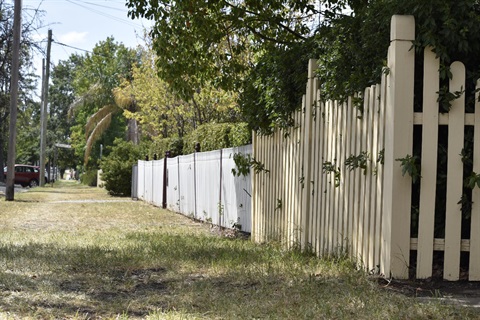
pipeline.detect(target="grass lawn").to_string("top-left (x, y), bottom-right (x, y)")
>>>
top-left (0, 180), bottom-right (476, 319)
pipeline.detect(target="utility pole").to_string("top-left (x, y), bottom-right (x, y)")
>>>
top-left (39, 29), bottom-right (52, 186)
top-left (5, 0), bottom-right (22, 201)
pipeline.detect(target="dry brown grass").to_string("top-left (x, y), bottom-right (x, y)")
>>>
top-left (0, 180), bottom-right (476, 319)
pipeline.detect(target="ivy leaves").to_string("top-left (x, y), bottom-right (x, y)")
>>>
top-left (396, 155), bottom-right (421, 184)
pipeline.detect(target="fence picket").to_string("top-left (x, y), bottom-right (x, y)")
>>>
top-left (375, 75), bottom-right (387, 267)
top-left (344, 97), bottom-right (353, 253)
top-left (444, 61), bottom-right (466, 281)
top-left (333, 101), bottom-right (340, 251)
top-left (367, 85), bottom-right (377, 270)
top-left (312, 87), bottom-right (323, 253)
top-left (340, 100), bottom-right (348, 250)
top-left (353, 94), bottom-right (363, 260)
top-left (417, 48), bottom-right (439, 279)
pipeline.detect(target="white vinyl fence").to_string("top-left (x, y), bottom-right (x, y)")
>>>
top-left (135, 145), bottom-right (252, 233)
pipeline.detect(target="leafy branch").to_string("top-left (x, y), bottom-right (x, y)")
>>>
top-left (232, 152), bottom-right (269, 177)
top-left (437, 85), bottom-right (464, 113)
top-left (345, 151), bottom-right (369, 175)
top-left (396, 155), bottom-right (421, 184)
top-left (322, 161), bottom-right (341, 187)
top-left (465, 172), bottom-right (480, 189)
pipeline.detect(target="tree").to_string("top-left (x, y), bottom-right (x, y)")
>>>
top-left (127, 0), bottom-right (480, 132)
top-left (118, 45), bottom-right (240, 148)
top-left (0, 1), bottom-right (44, 180)
top-left (126, 0), bottom-right (321, 99)
top-left (125, 1), bottom-right (360, 132)
top-left (48, 55), bottom-right (84, 173)
top-left (68, 37), bottom-right (138, 166)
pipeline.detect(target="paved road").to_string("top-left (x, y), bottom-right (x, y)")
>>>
top-left (0, 182), bottom-right (28, 195)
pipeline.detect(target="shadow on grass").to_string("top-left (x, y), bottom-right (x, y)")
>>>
top-left (0, 232), bottom-right (311, 318)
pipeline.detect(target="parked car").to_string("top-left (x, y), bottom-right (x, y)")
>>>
top-left (3, 164), bottom-right (48, 188)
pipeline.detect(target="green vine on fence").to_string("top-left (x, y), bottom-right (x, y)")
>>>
top-left (458, 194), bottom-right (473, 220)
top-left (378, 149), bottom-right (384, 165)
top-left (345, 151), bottom-right (369, 175)
top-left (322, 161), bottom-right (341, 187)
top-left (437, 85), bottom-right (465, 113)
top-left (232, 153), bottom-right (270, 177)
top-left (276, 199), bottom-right (282, 211)
top-left (352, 96), bottom-right (364, 119)
top-left (396, 154), bottom-right (421, 184)
top-left (465, 172), bottom-right (480, 189)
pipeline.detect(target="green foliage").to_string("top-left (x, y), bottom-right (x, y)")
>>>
top-left (229, 123), bottom-right (252, 147)
top-left (0, 2), bottom-right (43, 170)
top-left (322, 161), bottom-right (341, 187)
top-left (80, 170), bottom-right (97, 187)
top-left (68, 37), bottom-right (138, 166)
top-left (396, 155), bottom-right (421, 184)
top-left (458, 194), bottom-right (474, 220)
top-left (437, 86), bottom-right (465, 113)
top-left (276, 198), bottom-right (283, 210)
top-left (465, 172), bottom-right (480, 189)
top-left (100, 139), bottom-right (143, 196)
top-left (15, 101), bottom-right (41, 164)
top-left (377, 149), bottom-right (385, 165)
top-left (144, 137), bottom-right (181, 160)
top-left (126, 0), bottom-right (315, 100)
top-left (231, 152), bottom-right (271, 177)
top-left (240, 41), bottom-right (317, 133)
top-left (345, 151), bottom-right (369, 175)
top-left (183, 122), bottom-right (251, 154)
top-left (124, 0), bottom-right (480, 134)
top-left (232, 153), bottom-right (251, 177)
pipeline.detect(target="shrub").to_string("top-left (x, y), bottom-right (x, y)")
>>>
top-left (80, 170), bottom-right (97, 187)
top-left (183, 122), bottom-right (251, 154)
top-left (100, 138), bottom-right (143, 196)
top-left (146, 137), bottom-right (184, 159)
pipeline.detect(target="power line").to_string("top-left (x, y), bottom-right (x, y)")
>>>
top-left (52, 39), bottom-right (93, 54)
top-left (77, 1), bottom-right (126, 13)
top-left (64, 0), bottom-right (143, 29)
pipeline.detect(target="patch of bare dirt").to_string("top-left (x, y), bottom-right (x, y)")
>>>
top-left (376, 276), bottom-right (480, 299)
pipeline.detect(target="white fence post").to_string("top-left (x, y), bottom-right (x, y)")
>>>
top-left (381, 15), bottom-right (415, 279)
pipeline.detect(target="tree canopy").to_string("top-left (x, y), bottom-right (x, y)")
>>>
top-left (126, 0), bottom-right (325, 98)
top-left (125, 0), bottom-right (480, 132)
top-left (67, 37), bottom-right (138, 166)
top-left (0, 0), bottom-right (45, 178)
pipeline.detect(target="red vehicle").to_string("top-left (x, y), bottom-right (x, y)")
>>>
top-left (3, 164), bottom-right (48, 188)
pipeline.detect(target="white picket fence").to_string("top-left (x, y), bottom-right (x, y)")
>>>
top-left (136, 145), bottom-right (252, 233)
top-left (253, 15), bottom-right (480, 281)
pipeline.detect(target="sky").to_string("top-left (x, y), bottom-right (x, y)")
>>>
top-left (20, 0), bottom-right (153, 95)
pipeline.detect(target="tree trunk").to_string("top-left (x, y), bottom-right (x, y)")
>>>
top-left (0, 134), bottom-right (4, 183)
top-left (127, 118), bottom-right (139, 145)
